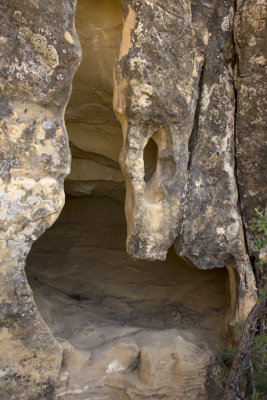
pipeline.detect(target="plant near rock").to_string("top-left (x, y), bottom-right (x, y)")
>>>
top-left (249, 204), bottom-right (267, 255)
top-left (220, 296), bottom-right (267, 400)
top-left (220, 205), bottom-right (267, 400)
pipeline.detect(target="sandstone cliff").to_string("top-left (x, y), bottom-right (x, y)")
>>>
top-left (0, 0), bottom-right (266, 399)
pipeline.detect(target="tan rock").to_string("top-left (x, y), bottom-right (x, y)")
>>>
top-left (137, 331), bottom-right (211, 399)
top-left (26, 196), bottom-right (229, 400)
top-left (0, 0), bottom-right (265, 398)
top-left (67, 158), bottom-right (123, 183)
top-left (65, 0), bottom-right (123, 164)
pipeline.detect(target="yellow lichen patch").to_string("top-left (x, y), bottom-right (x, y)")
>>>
top-left (206, 207), bottom-right (214, 217)
top-left (216, 227), bottom-right (226, 235)
top-left (248, 36), bottom-right (257, 46)
top-left (5, 122), bottom-right (27, 141)
top-left (20, 27), bottom-right (59, 69)
top-left (0, 36), bottom-right (7, 44)
top-left (250, 55), bottom-right (266, 65)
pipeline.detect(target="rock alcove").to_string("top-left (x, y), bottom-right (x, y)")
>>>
top-left (1, 0), bottom-right (263, 398)
top-left (26, 197), bottom-right (230, 399)
top-left (24, 0), bottom-right (231, 399)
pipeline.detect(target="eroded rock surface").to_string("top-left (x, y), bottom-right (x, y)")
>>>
top-left (0, 0), bottom-right (265, 399)
top-left (114, 0), bottom-right (257, 322)
top-left (0, 0), bottom-right (80, 398)
top-left (26, 196), bottom-right (229, 400)
top-left (64, 0), bottom-right (125, 200)
top-left (235, 0), bottom-right (267, 259)
top-left (174, 0), bottom-right (256, 323)
top-left (114, 0), bottom-right (198, 261)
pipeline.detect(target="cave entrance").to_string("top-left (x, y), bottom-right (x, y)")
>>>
top-left (26, 196), bottom-right (230, 398)
top-left (25, 0), bottom-right (231, 398)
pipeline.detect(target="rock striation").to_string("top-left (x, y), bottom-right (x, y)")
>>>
top-left (26, 196), bottom-right (229, 400)
top-left (0, 0), bottom-right (266, 399)
top-left (64, 0), bottom-right (125, 201)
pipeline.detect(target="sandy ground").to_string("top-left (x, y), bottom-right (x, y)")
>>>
top-left (26, 196), bottom-right (230, 399)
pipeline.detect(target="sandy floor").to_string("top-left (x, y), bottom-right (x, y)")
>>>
top-left (26, 196), bottom-right (230, 399)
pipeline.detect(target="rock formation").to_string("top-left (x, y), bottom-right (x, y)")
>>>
top-left (65, 0), bottom-right (125, 201)
top-left (0, 0), bottom-right (266, 399)
top-left (26, 196), bottom-right (230, 400)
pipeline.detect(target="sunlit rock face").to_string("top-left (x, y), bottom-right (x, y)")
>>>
top-left (0, 0), bottom-right (265, 399)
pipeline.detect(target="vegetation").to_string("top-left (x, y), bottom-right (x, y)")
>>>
top-left (220, 309), bottom-right (266, 399)
top-left (220, 205), bottom-right (267, 400)
top-left (249, 204), bottom-right (267, 255)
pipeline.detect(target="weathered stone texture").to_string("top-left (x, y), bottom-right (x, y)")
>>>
top-left (0, 0), bottom-right (266, 398)
top-left (0, 0), bottom-right (81, 398)
top-left (64, 0), bottom-right (125, 200)
top-left (114, 0), bottom-right (200, 260)
top-left (235, 0), bottom-right (267, 255)
top-left (174, 0), bottom-right (256, 321)
top-left (114, 0), bottom-right (257, 323)
top-left (26, 196), bottom-right (227, 400)
top-left (176, 0), bottom-right (237, 270)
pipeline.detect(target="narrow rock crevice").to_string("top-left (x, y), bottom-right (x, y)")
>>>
top-left (188, 60), bottom-right (206, 172)
top-left (178, 60), bottom-right (206, 239)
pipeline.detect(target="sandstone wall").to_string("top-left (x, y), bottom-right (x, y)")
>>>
top-left (0, 0), bottom-right (266, 398)
top-left (0, 0), bottom-right (81, 398)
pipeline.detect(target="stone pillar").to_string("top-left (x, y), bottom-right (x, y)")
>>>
top-left (114, 0), bottom-right (257, 323)
top-left (0, 1), bottom-right (80, 397)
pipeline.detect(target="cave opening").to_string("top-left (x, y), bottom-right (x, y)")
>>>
top-left (26, 195), bottom-right (230, 396)
top-left (25, 0), bottom-right (231, 397)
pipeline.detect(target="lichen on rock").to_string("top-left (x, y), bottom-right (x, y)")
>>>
top-left (0, 0), bottom-right (265, 398)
